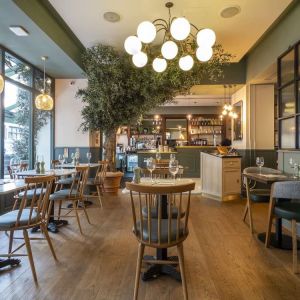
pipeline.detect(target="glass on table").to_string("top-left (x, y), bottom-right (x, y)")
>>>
top-left (156, 152), bottom-right (161, 163)
top-left (256, 157), bottom-right (264, 174)
top-left (169, 160), bottom-right (179, 184)
top-left (58, 154), bottom-right (64, 169)
top-left (86, 152), bottom-right (92, 165)
top-left (146, 157), bottom-right (156, 183)
top-left (170, 153), bottom-right (176, 161)
top-left (289, 158), bottom-right (299, 178)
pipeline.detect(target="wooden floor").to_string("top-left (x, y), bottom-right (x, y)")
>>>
top-left (0, 192), bottom-right (300, 300)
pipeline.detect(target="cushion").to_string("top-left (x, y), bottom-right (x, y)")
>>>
top-left (274, 202), bottom-right (300, 222)
top-left (50, 189), bottom-right (80, 201)
top-left (56, 177), bottom-right (73, 185)
top-left (0, 209), bottom-right (39, 230)
top-left (142, 206), bottom-right (185, 219)
top-left (86, 178), bottom-right (103, 186)
top-left (18, 188), bottom-right (43, 199)
top-left (135, 219), bottom-right (187, 244)
top-left (250, 189), bottom-right (270, 203)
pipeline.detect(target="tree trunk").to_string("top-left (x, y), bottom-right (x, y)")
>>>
top-left (103, 130), bottom-right (117, 171)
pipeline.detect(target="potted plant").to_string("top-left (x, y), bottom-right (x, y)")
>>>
top-left (77, 44), bottom-right (231, 172)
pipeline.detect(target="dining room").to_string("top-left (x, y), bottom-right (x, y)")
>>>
top-left (0, 0), bottom-right (300, 299)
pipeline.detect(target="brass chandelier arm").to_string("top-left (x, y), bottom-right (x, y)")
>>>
top-left (153, 18), bottom-right (169, 27)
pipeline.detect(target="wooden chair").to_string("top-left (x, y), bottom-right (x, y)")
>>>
top-left (7, 166), bottom-right (14, 179)
top-left (243, 167), bottom-right (282, 233)
top-left (85, 160), bottom-right (108, 207)
top-left (126, 181), bottom-right (195, 300)
top-left (51, 159), bottom-right (60, 169)
top-left (48, 166), bottom-right (90, 234)
top-left (265, 181), bottom-right (300, 273)
top-left (0, 175), bottom-right (57, 282)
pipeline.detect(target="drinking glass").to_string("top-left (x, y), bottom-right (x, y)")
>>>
top-left (169, 160), bottom-right (179, 184)
top-left (58, 154), bottom-right (64, 169)
top-left (256, 157), bottom-right (264, 174)
top-left (170, 154), bottom-right (176, 161)
top-left (146, 157), bottom-right (156, 183)
top-left (156, 152), bottom-right (161, 163)
top-left (293, 163), bottom-right (299, 178)
top-left (87, 152), bottom-right (92, 165)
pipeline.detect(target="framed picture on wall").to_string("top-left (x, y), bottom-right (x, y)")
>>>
top-left (63, 147), bottom-right (69, 158)
top-left (233, 100), bottom-right (243, 141)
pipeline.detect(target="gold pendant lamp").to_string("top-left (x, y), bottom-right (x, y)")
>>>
top-left (35, 56), bottom-right (53, 110)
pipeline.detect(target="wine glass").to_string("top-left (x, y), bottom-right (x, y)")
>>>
top-left (170, 154), bottom-right (176, 161)
top-left (169, 160), bottom-right (179, 184)
top-left (58, 154), bottom-right (64, 169)
top-left (146, 157), bottom-right (156, 183)
top-left (87, 152), bottom-right (92, 165)
top-left (290, 158), bottom-right (299, 178)
top-left (71, 153), bottom-right (75, 165)
top-left (256, 157), bottom-right (264, 174)
top-left (156, 152), bottom-right (161, 164)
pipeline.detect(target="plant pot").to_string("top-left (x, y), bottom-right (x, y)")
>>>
top-left (103, 171), bottom-right (124, 194)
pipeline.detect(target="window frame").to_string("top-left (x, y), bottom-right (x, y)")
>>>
top-left (0, 45), bottom-right (55, 178)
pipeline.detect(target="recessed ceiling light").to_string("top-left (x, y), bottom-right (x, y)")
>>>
top-left (220, 6), bottom-right (241, 18)
top-left (9, 25), bottom-right (29, 36)
top-left (103, 12), bottom-right (120, 23)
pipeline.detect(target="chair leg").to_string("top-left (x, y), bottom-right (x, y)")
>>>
top-left (82, 202), bottom-right (91, 224)
top-left (47, 200), bottom-right (53, 227)
top-left (177, 243), bottom-right (188, 300)
top-left (8, 230), bottom-right (14, 257)
top-left (242, 204), bottom-right (248, 222)
top-left (134, 243), bottom-right (145, 300)
top-left (23, 229), bottom-right (37, 282)
top-left (265, 193), bottom-right (276, 248)
top-left (40, 223), bottom-right (58, 261)
top-left (57, 200), bottom-right (62, 221)
top-left (245, 178), bottom-right (254, 233)
top-left (96, 185), bottom-right (103, 208)
top-left (74, 201), bottom-right (83, 234)
top-left (292, 219), bottom-right (298, 274)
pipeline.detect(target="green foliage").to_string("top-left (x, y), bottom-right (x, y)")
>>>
top-left (77, 44), bottom-right (232, 135)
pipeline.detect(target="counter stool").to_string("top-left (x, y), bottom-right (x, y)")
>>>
top-left (265, 181), bottom-right (300, 273)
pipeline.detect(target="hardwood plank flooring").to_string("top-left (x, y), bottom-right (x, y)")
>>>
top-left (0, 193), bottom-right (300, 300)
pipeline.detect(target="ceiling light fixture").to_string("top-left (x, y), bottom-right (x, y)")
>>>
top-left (220, 6), bottom-right (241, 18)
top-left (35, 56), bottom-right (53, 111)
top-left (124, 1), bottom-right (216, 72)
top-left (9, 25), bottom-right (29, 36)
top-left (0, 74), bottom-right (4, 94)
top-left (103, 12), bottom-right (120, 23)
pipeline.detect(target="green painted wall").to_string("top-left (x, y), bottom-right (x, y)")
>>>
top-left (246, 0), bottom-right (300, 81)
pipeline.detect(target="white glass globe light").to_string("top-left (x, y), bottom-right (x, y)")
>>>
top-left (132, 52), bottom-right (148, 67)
top-left (222, 110), bottom-right (227, 116)
top-left (196, 47), bottom-right (213, 62)
top-left (197, 28), bottom-right (216, 47)
top-left (223, 104), bottom-right (228, 110)
top-left (137, 21), bottom-right (156, 43)
top-left (179, 55), bottom-right (194, 71)
top-left (152, 58), bottom-right (167, 73)
top-left (161, 41), bottom-right (178, 60)
top-left (227, 104), bottom-right (233, 111)
top-left (124, 36), bottom-right (142, 55)
top-left (228, 111), bottom-right (233, 117)
top-left (170, 17), bottom-right (190, 41)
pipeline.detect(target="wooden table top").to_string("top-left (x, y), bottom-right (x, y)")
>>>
top-left (16, 169), bottom-right (76, 178)
top-left (0, 179), bottom-right (26, 195)
top-left (243, 171), bottom-right (297, 184)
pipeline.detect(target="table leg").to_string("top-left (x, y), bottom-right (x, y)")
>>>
top-left (245, 177), bottom-right (254, 233)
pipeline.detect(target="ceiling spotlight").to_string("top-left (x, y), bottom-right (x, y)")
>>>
top-left (103, 12), bottom-right (120, 23)
top-left (9, 26), bottom-right (29, 36)
top-left (220, 6), bottom-right (241, 18)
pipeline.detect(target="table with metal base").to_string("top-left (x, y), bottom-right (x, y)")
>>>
top-left (142, 194), bottom-right (181, 282)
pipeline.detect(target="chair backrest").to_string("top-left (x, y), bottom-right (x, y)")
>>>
top-left (271, 181), bottom-right (300, 200)
top-left (51, 159), bottom-right (60, 169)
top-left (243, 167), bottom-right (281, 175)
top-left (19, 163), bottom-right (28, 172)
top-left (7, 166), bottom-right (14, 179)
top-left (69, 166), bottom-right (89, 197)
top-left (155, 159), bottom-right (170, 167)
top-left (15, 175), bottom-right (55, 228)
top-left (126, 181), bottom-right (195, 247)
top-left (96, 160), bottom-right (108, 181)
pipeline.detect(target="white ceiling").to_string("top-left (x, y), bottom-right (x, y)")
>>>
top-left (49, 0), bottom-right (292, 61)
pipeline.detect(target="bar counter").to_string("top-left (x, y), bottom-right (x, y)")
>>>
top-left (137, 146), bottom-right (218, 177)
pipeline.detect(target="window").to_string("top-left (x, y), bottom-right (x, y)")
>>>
top-left (0, 48), bottom-right (54, 178)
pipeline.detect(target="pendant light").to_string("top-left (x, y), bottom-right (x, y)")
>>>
top-left (35, 56), bottom-right (53, 110)
top-left (0, 74), bottom-right (4, 94)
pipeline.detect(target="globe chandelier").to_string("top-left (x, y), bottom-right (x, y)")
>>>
top-left (124, 2), bottom-right (216, 72)
top-left (35, 56), bottom-right (53, 111)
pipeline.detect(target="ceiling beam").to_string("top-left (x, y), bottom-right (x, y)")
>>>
top-left (13, 0), bottom-right (85, 70)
